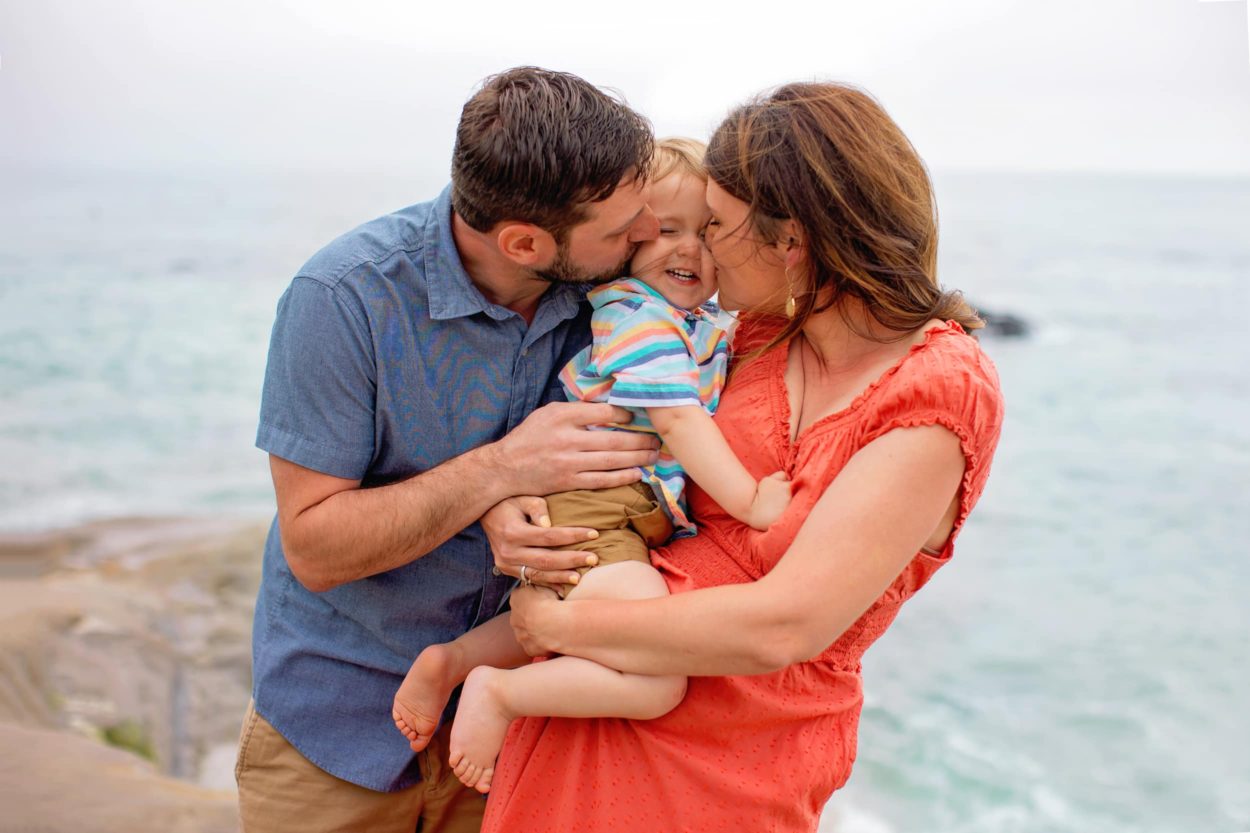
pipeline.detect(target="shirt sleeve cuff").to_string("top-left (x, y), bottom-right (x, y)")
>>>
top-left (256, 422), bottom-right (372, 481)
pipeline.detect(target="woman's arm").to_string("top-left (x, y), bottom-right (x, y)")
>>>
top-left (508, 423), bottom-right (966, 677)
top-left (647, 405), bottom-right (791, 530)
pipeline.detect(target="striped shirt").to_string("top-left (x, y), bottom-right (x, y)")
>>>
top-left (560, 278), bottom-right (730, 534)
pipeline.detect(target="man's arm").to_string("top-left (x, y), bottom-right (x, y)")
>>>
top-left (275, 401), bottom-right (658, 592)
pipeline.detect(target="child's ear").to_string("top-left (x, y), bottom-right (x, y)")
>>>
top-left (496, 222), bottom-right (558, 267)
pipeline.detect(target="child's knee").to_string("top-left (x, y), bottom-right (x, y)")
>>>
top-left (637, 675), bottom-right (687, 720)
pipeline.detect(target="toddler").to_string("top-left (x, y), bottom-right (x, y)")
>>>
top-left (392, 138), bottom-right (792, 793)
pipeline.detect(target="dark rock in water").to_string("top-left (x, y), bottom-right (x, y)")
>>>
top-left (975, 306), bottom-right (1031, 338)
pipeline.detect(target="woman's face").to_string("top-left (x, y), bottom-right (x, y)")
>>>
top-left (703, 179), bottom-right (787, 313)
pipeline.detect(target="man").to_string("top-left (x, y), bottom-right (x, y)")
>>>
top-left (235, 67), bottom-right (661, 832)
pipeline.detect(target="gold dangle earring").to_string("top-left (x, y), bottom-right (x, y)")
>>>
top-left (783, 240), bottom-right (803, 319)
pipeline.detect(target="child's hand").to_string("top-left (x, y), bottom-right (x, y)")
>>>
top-left (745, 471), bottom-right (793, 530)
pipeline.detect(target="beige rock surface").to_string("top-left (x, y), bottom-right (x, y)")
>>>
top-left (0, 722), bottom-right (238, 833)
top-left (0, 517), bottom-right (267, 833)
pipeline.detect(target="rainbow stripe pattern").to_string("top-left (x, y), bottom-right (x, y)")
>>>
top-left (560, 278), bottom-right (730, 534)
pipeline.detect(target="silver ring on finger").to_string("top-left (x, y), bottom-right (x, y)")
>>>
top-left (520, 564), bottom-right (531, 586)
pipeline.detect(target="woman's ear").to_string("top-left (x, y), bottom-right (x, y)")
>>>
top-left (496, 222), bottom-right (558, 268)
top-left (779, 219), bottom-right (807, 269)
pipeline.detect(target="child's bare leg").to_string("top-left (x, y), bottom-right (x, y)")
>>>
top-left (449, 561), bottom-right (685, 792)
top-left (392, 613), bottom-right (529, 753)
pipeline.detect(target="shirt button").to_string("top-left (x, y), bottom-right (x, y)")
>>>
top-left (521, 348), bottom-right (529, 357)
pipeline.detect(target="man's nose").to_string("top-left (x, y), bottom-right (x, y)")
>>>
top-left (628, 206), bottom-right (660, 242)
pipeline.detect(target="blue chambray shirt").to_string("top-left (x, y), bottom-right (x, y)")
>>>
top-left (252, 186), bottom-right (591, 791)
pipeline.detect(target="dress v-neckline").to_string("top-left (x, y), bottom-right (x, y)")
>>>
top-left (773, 320), bottom-right (957, 448)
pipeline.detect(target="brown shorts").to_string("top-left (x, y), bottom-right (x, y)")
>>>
top-left (235, 701), bottom-right (484, 833)
top-left (544, 481), bottom-right (674, 598)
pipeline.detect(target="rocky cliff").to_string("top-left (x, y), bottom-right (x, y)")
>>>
top-left (0, 517), bottom-right (267, 833)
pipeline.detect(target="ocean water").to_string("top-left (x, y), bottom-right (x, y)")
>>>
top-left (2, 167), bottom-right (1248, 832)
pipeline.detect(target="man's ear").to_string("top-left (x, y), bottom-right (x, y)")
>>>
top-left (495, 222), bottom-right (559, 267)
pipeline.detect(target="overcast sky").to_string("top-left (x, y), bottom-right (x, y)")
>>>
top-left (1, 0), bottom-right (1248, 176)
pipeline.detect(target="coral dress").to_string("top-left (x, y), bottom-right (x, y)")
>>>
top-left (482, 318), bottom-right (1005, 833)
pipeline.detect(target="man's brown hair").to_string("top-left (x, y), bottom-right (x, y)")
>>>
top-left (705, 82), bottom-right (981, 352)
top-left (451, 67), bottom-right (654, 242)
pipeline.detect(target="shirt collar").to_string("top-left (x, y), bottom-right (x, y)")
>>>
top-left (423, 185), bottom-right (583, 324)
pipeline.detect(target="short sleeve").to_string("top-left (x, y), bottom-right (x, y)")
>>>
top-left (256, 277), bottom-right (377, 480)
top-left (594, 302), bottom-right (703, 410)
top-left (863, 329), bottom-right (1005, 542)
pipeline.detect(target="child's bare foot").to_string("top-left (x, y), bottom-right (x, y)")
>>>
top-left (392, 643), bottom-right (463, 753)
top-left (448, 666), bottom-right (515, 794)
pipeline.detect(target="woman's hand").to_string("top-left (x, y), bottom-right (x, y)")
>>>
top-left (507, 584), bottom-right (565, 657)
top-left (482, 496), bottom-right (602, 591)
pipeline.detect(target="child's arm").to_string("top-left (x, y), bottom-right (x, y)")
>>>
top-left (648, 405), bottom-right (791, 530)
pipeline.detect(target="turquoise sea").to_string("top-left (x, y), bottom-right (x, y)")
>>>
top-left (1, 167), bottom-right (1247, 832)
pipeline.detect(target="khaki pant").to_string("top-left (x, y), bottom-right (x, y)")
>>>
top-left (235, 701), bottom-right (484, 833)
top-left (546, 481), bottom-right (674, 598)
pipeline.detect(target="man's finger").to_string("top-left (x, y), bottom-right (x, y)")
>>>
top-left (515, 495), bottom-right (551, 527)
top-left (575, 450), bottom-right (660, 473)
top-left (517, 545), bottom-right (595, 570)
top-left (573, 468), bottom-right (651, 491)
top-left (577, 430), bottom-right (660, 452)
top-left (525, 569), bottom-right (583, 591)
top-left (567, 402), bottom-right (635, 426)
top-left (495, 544), bottom-right (591, 572)
top-left (499, 521), bottom-right (599, 550)
top-left (532, 524), bottom-right (601, 547)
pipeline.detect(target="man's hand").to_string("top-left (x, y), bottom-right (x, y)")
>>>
top-left (488, 402), bottom-right (659, 497)
top-left (482, 496), bottom-right (602, 590)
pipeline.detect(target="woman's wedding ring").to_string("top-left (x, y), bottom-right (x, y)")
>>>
top-left (520, 565), bottom-right (531, 586)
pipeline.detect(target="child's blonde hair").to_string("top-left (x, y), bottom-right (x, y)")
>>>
top-left (652, 137), bottom-right (708, 183)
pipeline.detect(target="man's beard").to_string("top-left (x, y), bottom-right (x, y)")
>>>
top-left (534, 239), bottom-right (637, 286)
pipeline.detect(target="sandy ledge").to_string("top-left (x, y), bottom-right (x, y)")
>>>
top-left (0, 516), bottom-right (269, 833)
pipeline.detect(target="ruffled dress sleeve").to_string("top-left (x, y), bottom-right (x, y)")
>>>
top-left (862, 323), bottom-right (1005, 558)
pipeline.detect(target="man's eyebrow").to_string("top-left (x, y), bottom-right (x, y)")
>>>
top-left (607, 206), bottom-right (645, 236)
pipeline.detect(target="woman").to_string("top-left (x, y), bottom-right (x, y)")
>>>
top-left (479, 81), bottom-right (1005, 832)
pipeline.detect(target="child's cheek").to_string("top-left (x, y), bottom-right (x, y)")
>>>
top-left (702, 248), bottom-right (717, 289)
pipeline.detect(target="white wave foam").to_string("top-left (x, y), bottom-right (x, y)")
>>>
top-left (819, 799), bottom-right (896, 833)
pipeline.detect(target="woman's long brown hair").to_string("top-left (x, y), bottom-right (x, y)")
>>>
top-left (705, 82), bottom-right (982, 354)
